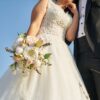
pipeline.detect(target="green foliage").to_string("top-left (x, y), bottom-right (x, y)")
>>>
top-left (44, 53), bottom-right (52, 59)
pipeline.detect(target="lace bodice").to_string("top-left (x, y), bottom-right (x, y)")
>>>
top-left (38, 0), bottom-right (72, 40)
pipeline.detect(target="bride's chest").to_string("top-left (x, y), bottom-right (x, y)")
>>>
top-left (44, 0), bottom-right (72, 28)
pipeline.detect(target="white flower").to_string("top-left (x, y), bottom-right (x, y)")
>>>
top-left (16, 46), bottom-right (24, 54)
top-left (37, 34), bottom-right (43, 39)
top-left (16, 37), bottom-right (24, 44)
top-left (23, 46), bottom-right (37, 61)
top-left (26, 36), bottom-right (38, 45)
top-left (12, 37), bottom-right (24, 49)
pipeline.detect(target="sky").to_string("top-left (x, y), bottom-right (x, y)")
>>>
top-left (0, 0), bottom-right (73, 78)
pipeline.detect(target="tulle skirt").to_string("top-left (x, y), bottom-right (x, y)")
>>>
top-left (0, 34), bottom-right (90, 100)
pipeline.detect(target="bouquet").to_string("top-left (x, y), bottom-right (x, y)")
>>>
top-left (6, 33), bottom-right (52, 76)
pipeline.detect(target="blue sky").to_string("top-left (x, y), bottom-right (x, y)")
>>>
top-left (0, 0), bottom-right (73, 78)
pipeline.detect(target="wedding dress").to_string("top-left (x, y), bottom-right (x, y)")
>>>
top-left (0, 0), bottom-right (90, 100)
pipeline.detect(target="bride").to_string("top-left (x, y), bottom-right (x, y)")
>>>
top-left (0, 0), bottom-right (90, 100)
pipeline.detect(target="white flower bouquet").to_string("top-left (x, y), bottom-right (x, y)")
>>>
top-left (6, 33), bottom-right (52, 75)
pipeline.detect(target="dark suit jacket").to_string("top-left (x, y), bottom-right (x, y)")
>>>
top-left (74, 1), bottom-right (100, 99)
top-left (74, 0), bottom-right (100, 58)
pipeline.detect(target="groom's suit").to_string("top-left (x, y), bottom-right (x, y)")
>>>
top-left (74, 0), bottom-right (100, 100)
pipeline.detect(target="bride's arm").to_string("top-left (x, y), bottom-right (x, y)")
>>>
top-left (27, 0), bottom-right (48, 36)
top-left (66, 3), bottom-right (78, 42)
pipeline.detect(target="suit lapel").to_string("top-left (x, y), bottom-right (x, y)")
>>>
top-left (85, 0), bottom-right (91, 20)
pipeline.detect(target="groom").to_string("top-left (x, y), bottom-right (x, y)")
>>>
top-left (74, 0), bottom-right (100, 100)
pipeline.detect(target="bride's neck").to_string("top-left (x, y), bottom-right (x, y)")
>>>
top-left (56, 0), bottom-right (66, 9)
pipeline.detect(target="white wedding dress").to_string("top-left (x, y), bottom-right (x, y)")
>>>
top-left (0, 0), bottom-right (90, 100)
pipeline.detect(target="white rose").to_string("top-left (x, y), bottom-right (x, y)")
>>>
top-left (26, 36), bottom-right (38, 45)
top-left (23, 46), bottom-right (35, 61)
top-left (16, 37), bottom-right (24, 44)
top-left (12, 37), bottom-right (24, 50)
top-left (16, 46), bottom-right (24, 54)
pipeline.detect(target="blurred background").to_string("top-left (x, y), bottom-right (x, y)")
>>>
top-left (0, 0), bottom-right (73, 78)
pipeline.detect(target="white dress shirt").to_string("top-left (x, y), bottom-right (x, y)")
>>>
top-left (77, 0), bottom-right (87, 38)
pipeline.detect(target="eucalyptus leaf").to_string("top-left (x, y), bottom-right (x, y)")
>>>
top-left (44, 53), bottom-right (52, 59)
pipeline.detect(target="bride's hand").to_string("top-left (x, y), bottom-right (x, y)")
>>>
top-left (66, 3), bottom-right (78, 16)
